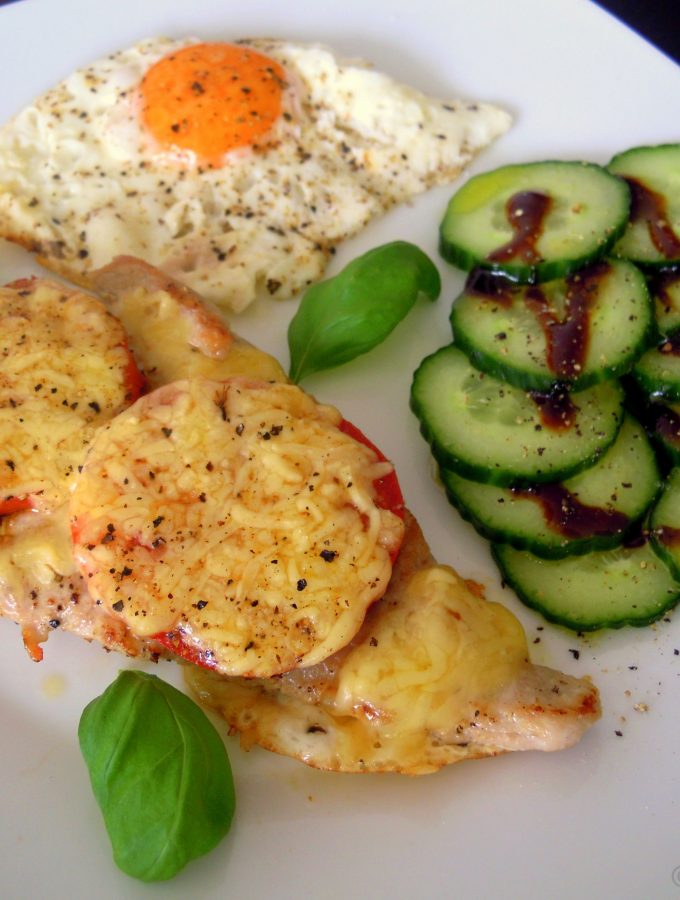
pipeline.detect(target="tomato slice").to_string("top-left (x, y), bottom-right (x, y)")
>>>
top-left (122, 343), bottom-right (146, 402)
top-left (152, 417), bottom-right (405, 670)
top-left (153, 630), bottom-right (218, 670)
top-left (0, 495), bottom-right (34, 517)
top-left (338, 419), bottom-right (405, 521)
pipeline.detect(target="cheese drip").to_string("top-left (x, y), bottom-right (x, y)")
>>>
top-left (186, 561), bottom-right (530, 774)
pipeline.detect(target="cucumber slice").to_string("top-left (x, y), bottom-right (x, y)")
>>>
top-left (410, 344), bottom-right (624, 486)
top-left (650, 402), bottom-right (680, 465)
top-left (450, 259), bottom-right (652, 391)
top-left (608, 144), bottom-right (680, 268)
top-left (440, 415), bottom-right (660, 558)
top-left (493, 540), bottom-right (680, 631)
top-left (439, 161), bottom-right (630, 283)
top-left (632, 335), bottom-right (680, 401)
top-left (650, 267), bottom-right (680, 336)
top-left (650, 467), bottom-right (680, 580)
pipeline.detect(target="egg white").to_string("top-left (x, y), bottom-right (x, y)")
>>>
top-left (0, 37), bottom-right (511, 312)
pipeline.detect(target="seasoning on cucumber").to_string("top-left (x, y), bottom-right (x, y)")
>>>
top-left (632, 333), bottom-right (680, 401)
top-left (649, 467), bottom-right (680, 582)
top-left (492, 539), bottom-right (680, 632)
top-left (650, 402), bottom-right (680, 465)
top-left (439, 160), bottom-right (630, 283)
top-left (608, 144), bottom-right (680, 268)
top-left (649, 267), bottom-right (680, 337)
top-left (450, 259), bottom-right (653, 392)
top-left (410, 344), bottom-right (624, 487)
top-left (439, 415), bottom-right (660, 559)
top-left (414, 143), bottom-right (680, 632)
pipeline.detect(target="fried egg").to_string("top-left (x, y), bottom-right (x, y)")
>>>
top-left (0, 37), bottom-right (511, 312)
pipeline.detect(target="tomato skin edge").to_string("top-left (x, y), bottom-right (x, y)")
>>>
top-left (0, 495), bottom-right (34, 517)
top-left (152, 630), bottom-right (219, 670)
top-left (122, 344), bottom-right (146, 402)
top-left (338, 418), bottom-right (405, 521)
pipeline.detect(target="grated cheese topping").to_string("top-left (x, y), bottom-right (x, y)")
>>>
top-left (0, 278), bottom-right (137, 511)
top-left (70, 376), bottom-right (404, 677)
top-left (186, 560), bottom-right (530, 774)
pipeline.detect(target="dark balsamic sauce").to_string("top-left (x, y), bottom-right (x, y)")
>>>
top-left (529, 385), bottom-right (576, 430)
top-left (649, 266), bottom-right (680, 314)
top-left (525, 261), bottom-right (609, 379)
top-left (658, 332), bottom-right (680, 358)
top-left (512, 483), bottom-right (630, 539)
top-left (655, 525), bottom-right (680, 548)
top-left (625, 176), bottom-right (680, 259)
top-left (656, 406), bottom-right (680, 447)
top-left (464, 268), bottom-right (515, 305)
top-left (487, 191), bottom-right (552, 264)
top-left (465, 261), bottom-right (610, 381)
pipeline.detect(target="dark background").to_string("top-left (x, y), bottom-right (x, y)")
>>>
top-left (0, 0), bottom-right (678, 65)
top-left (596, 0), bottom-right (679, 64)
top-left (0, 0), bottom-right (677, 64)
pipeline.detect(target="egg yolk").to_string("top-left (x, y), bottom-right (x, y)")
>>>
top-left (140, 42), bottom-right (286, 164)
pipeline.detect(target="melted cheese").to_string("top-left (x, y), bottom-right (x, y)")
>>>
top-left (0, 279), bottom-right (136, 510)
top-left (110, 284), bottom-right (286, 387)
top-left (335, 566), bottom-right (527, 731)
top-left (0, 504), bottom-right (153, 660)
top-left (186, 563), bottom-right (529, 774)
top-left (70, 377), bottom-right (403, 677)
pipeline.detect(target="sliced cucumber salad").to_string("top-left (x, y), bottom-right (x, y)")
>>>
top-left (493, 540), bottom-right (680, 631)
top-left (649, 268), bottom-right (680, 337)
top-left (413, 143), bottom-right (680, 631)
top-left (608, 144), bottom-right (680, 268)
top-left (450, 259), bottom-right (653, 391)
top-left (412, 344), bottom-right (623, 486)
top-left (439, 160), bottom-right (630, 283)
top-left (650, 466), bottom-right (680, 581)
top-left (439, 415), bottom-right (660, 559)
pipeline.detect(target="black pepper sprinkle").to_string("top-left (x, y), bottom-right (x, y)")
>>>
top-left (196, 600), bottom-right (208, 610)
top-left (112, 600), bottom-right (124, 612)
top-left (121, 566), bottom-right (133, 578)
top-left (49, 618), bottom-right (60, 629)
top-left (297, 579), bottom-right (308, 591)
top-left (569, 649), bottom-right (580, 660)
top-left (320, 549), bottom-right (337, 562)
top-left (162, 427), bottom-right (173, 437)
top-left (89, 401), bottom-right (101, 413)
top-left (5, 460), bottom-right (15, 471)
top-left (153, 515), bottom-right (164, 527)
top-left (615, 730), bottom-right (623, 737)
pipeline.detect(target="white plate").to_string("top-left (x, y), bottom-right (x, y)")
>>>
top-left (1, 1), bottom-right (679, 897)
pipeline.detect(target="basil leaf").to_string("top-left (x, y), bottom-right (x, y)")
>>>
top-left (79, 670), bottom-right (235, 882)
top-left (287, 241), bottom-right (440, 382)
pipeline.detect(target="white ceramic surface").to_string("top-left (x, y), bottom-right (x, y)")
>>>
top-left (1, 1), bottom-right (679, 898)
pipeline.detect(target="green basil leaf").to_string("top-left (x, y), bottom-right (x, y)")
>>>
top-left (79, 670), bottom-right (235, 882)
top-left (287, 241), bottom-right (440, 382)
